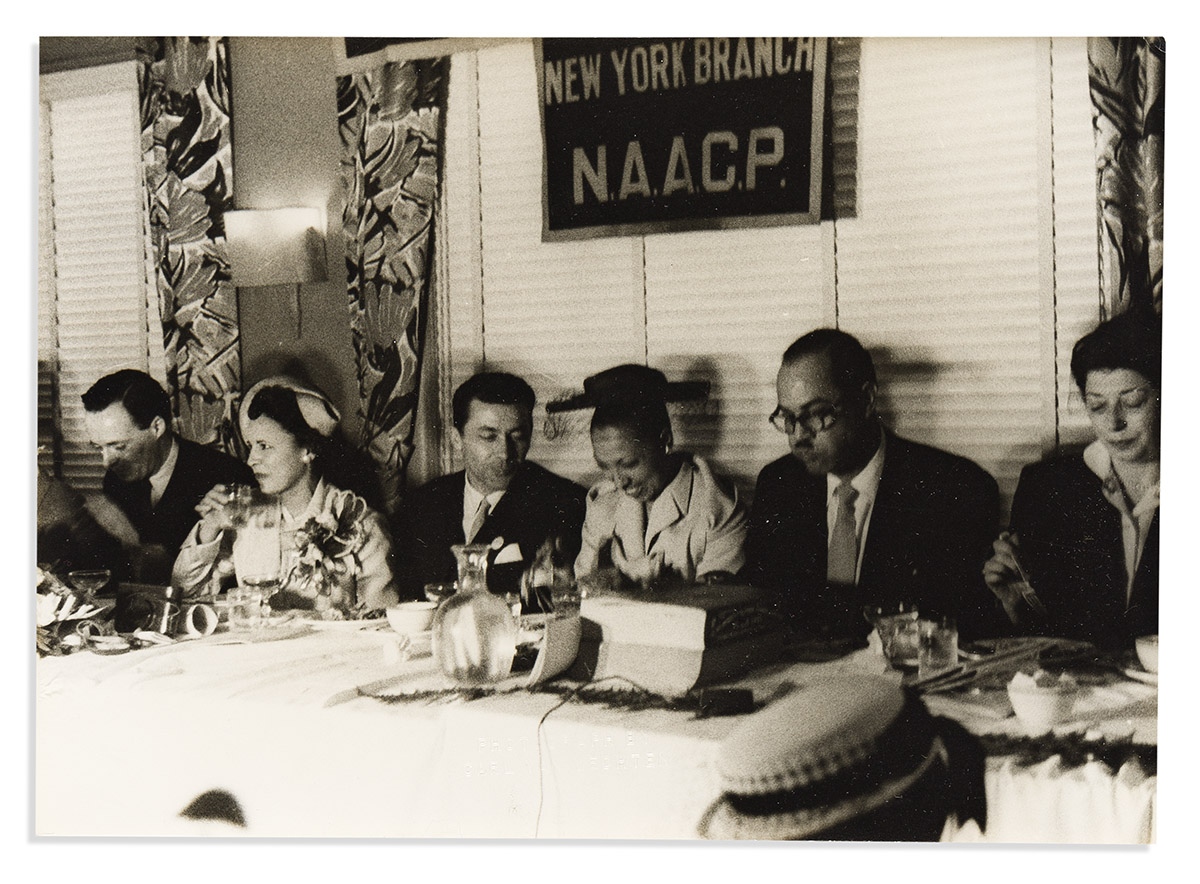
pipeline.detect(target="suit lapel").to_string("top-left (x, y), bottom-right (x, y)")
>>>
top-left (476, 465), bottom-right (529, 547)
top-left (154, 439), bottom-right (188, 514)
top-left (856, 433), bottom-right (904, 590)
top-left (791, 463), bottom-right (827, 578)
top-left (645, 463), bottom-right (690, 552)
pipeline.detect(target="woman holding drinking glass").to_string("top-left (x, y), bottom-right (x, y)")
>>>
top-left (172, 377), bottom-right (398, 617)
top-left (983, 310), bottom-right (1160, 649)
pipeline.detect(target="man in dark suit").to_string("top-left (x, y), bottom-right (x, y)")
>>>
top-left (82, 370), bottom-right (254, 582)
top-left (743, 329), bottom-right (1000, 640)
top-left (394, 372), bottom-right (587, 603)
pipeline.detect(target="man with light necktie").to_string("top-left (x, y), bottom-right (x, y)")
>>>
top-left (393, 371), bottom-right (587, 603)
top-left (743, 329), bottom-right (1001, 640)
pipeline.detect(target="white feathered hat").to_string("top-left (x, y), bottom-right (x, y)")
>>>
top-left (239, 376), bottom-right (341, 441)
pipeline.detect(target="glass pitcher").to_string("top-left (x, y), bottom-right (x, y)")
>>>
top-left (431, 543), bottom-right (517, 685)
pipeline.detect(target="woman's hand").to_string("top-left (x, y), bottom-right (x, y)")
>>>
top-left (619, 551), bottom-right (664, 591)
top-left (983, 531), bottom-right (1034, 624)
top-left (193, 484), bottom-right (239, 545)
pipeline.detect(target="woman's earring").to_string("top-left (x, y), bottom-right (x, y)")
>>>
top-left (301, 453), bottom-right (314, 464)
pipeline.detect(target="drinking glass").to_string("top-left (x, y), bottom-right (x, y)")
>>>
top-left (550, 581), bottom-right (581, 618)
top-left (887, 618), bottom-right (922, 670)
top-left (67, 569), bottom-right (112, 601)
top-left (863, 602), bottom-right (919, 666)
top-left (917, 617), bottom-right (959, 678)
top-left (231, 494), bottom-right (281, 608)
top-left (424, 582), bottom-right (457, 605)
top-left (227, 585), bottom-right (266, 630)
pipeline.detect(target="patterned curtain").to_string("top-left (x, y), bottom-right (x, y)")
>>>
top-left (1088, 37), bottom-right (1164, 316)
top-left (139, 36), bottom-right (241, 453)
top-left (337, 58), bottom-right (449, 515)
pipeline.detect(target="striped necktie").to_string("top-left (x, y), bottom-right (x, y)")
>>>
top-left (466, 496), bottom-right (491, 543)
top-left (827, 479), bottom-right (859, 586)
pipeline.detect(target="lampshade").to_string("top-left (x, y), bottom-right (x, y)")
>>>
top-left (225, 207), bottom-right (327, 286)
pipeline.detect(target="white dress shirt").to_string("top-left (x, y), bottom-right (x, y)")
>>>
top-left (148, 438), bottom-right (180, 508)
top-left (1083, 440), bottom-right (1159, 603)
top-left (825, 430), bottom-right (886, 583)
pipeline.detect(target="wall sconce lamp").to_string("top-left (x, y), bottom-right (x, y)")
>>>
top-left (225, 207), bottom-right (327, 338)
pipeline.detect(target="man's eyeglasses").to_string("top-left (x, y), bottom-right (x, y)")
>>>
top-left (769, 401), bottom-right (843, 435)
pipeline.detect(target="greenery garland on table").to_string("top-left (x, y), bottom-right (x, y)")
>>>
top-left (365, 681), bottom-right (1155, 774)
top-left (978, 731), bottom-right (1156, 777)
top-left (362, 680), bottom-right (764, 718)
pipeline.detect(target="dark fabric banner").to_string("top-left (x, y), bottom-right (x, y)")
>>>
top-left (536, 38), bottom-right (826, 241)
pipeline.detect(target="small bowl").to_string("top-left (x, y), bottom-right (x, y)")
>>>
top-left (386, 601), bottom-right (438, 636)
top-left (1006, 683), bottom-right (1079, 733)
top-left (1134, 635), bottom-right (1158, 674)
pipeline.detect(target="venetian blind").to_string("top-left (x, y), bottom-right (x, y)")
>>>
top-left (832, 37), bottom-right (1098, 516)
top-left (448, 42), bottom-right (647, 484)
top-left (1049, 37), bottom-right (1104, 451)
top-left (442, 38), bottom-right (1102, 511)
top-left (644, 225), bottom-right (827, 489)
top-left (38, 106), bottom-right (59, 477)
top-left (39, 62), bottom-right (154, 490)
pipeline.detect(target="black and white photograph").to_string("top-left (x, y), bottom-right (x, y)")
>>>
top-left (17, 13), bottom-right (1188, 876)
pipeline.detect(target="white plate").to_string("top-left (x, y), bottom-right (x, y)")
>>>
top-left (306, 617), bottom-right (389, 631)
top-left (1122, 667), bottom-right (1158, 686)
top-left (208, 624), bottom-right (314, 644)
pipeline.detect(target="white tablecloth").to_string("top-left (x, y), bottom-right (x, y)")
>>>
top-left (35, 627), bottom-right (1157, 841)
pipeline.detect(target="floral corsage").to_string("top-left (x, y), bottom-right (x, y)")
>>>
top-left (281, 489), bottom-right (369, 618)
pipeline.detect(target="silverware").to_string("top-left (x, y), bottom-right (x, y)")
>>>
top-left (1003, 532), bottom-right (1048, 616)
top-left (910, 637), bottom-right (1059, 693)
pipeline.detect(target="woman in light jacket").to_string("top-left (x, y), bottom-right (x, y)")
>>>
top-left (574, 364), bottom-right (747, 589)
top-left (172, 377), bottom-right (398, 617)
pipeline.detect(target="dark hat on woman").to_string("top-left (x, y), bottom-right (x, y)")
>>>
top-left (697, 675), bottom-right (986, 841)
top-left (546, 363), bottom-right (709, 413)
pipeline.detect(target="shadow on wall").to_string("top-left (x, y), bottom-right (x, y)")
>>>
top-left (666, 355), bottom-right (727, 465)
top-left (869, 345), bottom-right (939, 429)
top-left (245, 349), bottom-right (348, 419)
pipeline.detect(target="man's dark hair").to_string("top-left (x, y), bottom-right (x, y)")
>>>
top-left (782, 328), bottom-right (878, 401)
top-left (81, 369), bottom-right (172, 430)
top-left (452, 372), bottom-right (536, 432)
top-left (1070, 308), bottom-right (1162, 393)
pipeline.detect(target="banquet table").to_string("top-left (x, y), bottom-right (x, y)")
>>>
top-left (35, 623), bottom-right (1157, 842)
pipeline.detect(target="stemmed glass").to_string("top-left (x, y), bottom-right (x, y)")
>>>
top-left (67, 569), bottom-right (112, 602)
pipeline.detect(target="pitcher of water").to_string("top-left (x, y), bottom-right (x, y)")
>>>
top-left (431, 543), bottom-right (517, 685)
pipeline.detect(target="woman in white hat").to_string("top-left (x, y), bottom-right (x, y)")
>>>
top-left (172, 377), bottom-right (399, 616)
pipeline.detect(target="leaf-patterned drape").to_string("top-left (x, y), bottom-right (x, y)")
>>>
top-left (139, 36), bottom-right (241, 453)
top-left (1088, 37), bottom-right (1164, 316)
top-left (337, 59), bottom-right (448, 515)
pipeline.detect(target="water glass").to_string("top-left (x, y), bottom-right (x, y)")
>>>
top-left (550, 581), bottom-right (581, 618)
top-left (864, 602), bottom-right (919, 667)
top-left (228, 586), bottom-right (266, 630)
top-left (887, 618), bottom-right (922, 669)
top-left (504, 592), bottom-right (523, 624)
top-left (424, 582), bottom-right (457, 605)
top-left (917, 617), bottom-right (959, 678)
